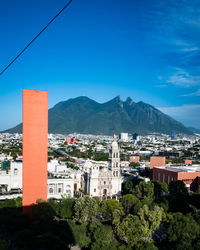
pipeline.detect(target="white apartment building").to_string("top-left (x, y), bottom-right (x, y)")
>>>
top-left (0, 160), bottom-right (81, 199)
top-left (119, 133), bottom-right (129, 142)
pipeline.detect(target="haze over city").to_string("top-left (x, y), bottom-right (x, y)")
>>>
top-left (0, 0), bottom-right (200, 130)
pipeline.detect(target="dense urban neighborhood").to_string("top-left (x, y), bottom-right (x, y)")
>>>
top-left (0, 131), bottom-right (200, 249)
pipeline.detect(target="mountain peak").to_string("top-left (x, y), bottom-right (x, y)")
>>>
top-left (125, 97), bottom-right (134, 105)
top-left (114, 95), bottom-right (121, 101)
top-left (4, 95), bottom-right (192, 135)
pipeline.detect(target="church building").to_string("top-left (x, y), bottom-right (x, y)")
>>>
top-left (85, 135), bottom-right (122, 199)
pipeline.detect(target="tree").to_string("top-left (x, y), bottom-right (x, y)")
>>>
top-left (166, 213), bottom-right (200, 249)
top-left (91, 224), bottom-right (118, 250)
top-left (68, 221), bottom-right (91, 248)
top-left (73, 196), bottom-right (99, 223)
top-left (60, 197), bottom-right (74, 218)
top-left (121, 194), bottom-right (141, 214)
top-left (133, 181), bottom-right (155, 205)
top-left (167, 194), bottom-right (191, 213)
top-left (169, 180), bottom-right (188, 195)
top-left (34, 200), bottom-right (56, 222)
top-left (101, 199), bottom-right (124, 222)
top-left (137, 204), bottom-right (163, 240)
top-left (135, 241), bottom-right (158, 250)
top-left (48, 199), bottom-right (60, 216)
top-left (129, 162), bottom-right (140, 168)
top-left (153, 181), bottom-right (168, 199)
top-left (122, 178), bottom-right (141, 195)
top-left (123, 179), bottom-right (133, 194)
top-left (114, 214), bottom-right (143, 247)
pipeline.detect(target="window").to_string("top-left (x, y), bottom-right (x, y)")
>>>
top-left (58, 184), bottom-right (63, 193)
top-left (14, 168), bottom-right (18, 175)
top-left (113, 171), bottom-right (115, 176)
top-left (116, 171), bottom-right (118, 176)
top-left (49, 188), bottom-right (53, 194)
top-left (104, 181), bottom-right (106, 185)
top-left (163, 174), bottom-right (165, 183)
top-left (158, 173), bottom-right (160, 181)
top-left (94, 188), bottom-right (96, 192)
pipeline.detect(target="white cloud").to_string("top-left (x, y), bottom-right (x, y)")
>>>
top-left (142, 0), bottom-right (200, 86)
top-left (157, 68), bottom-right (200, 88)
top-left (166, 68), bottom-right (200, 87)
top-left (158, 104), bottom-right (200, 129)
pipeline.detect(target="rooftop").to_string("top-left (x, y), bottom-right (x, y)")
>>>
top-left (155, 164), bottom-right (200, 173)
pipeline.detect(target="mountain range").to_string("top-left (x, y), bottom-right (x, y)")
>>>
top-left (4, 96), bottom-right (192, 135)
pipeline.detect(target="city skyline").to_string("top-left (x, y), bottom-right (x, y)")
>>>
top-left (0, 0), bottom-right (200, 130)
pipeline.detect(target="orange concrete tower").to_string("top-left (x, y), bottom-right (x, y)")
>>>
top-left (22, 90), bottom-right (48, 211)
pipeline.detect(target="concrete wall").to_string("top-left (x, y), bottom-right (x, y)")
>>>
top-left (23, 90), bottom-right (48, 207)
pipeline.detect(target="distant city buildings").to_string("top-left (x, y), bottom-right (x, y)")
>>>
top-left (66, 137), bottom-right (77, 144)
top-left (0, 128), bottom-right (200, 200)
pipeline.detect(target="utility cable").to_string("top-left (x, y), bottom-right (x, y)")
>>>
top-left (0, 0), bottom-right (73, 76)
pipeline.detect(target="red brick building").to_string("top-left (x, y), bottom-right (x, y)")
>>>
top-left (130, 156), bottom-right (140, 162)
top-left (66, 137), bottom-right (77, 144)
top-left (150, 156), bottom-right (166, 169)
top-left (152, 165), bottom-right (200, 187)
top-left (184, 159), bottom-right (192, 165)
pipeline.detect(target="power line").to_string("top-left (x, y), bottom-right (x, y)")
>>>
top-left (0, 0), bottom-right (73, 76)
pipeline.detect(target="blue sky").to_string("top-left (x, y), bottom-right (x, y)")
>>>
top-left (0, 0), bottom-right (199, 130)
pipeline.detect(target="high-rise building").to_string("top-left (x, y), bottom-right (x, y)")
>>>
top-left (171, 132), bottom-right (175, 139)
top-left (119, 133), bottom-right (128, 142)
top-left (132, 133), bottom-right (138, 140)
top-left (22, 90), bottom-right (48, 212)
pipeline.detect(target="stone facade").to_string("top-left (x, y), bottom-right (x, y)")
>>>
top-left (86, 135), bottom-right (122, 198)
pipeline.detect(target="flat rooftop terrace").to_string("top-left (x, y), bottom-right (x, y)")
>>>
top-left (155, 164), bottom-right (200, 173)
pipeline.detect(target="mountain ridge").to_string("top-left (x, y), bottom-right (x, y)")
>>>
top-left (2, 96), bottom-right (192, 135)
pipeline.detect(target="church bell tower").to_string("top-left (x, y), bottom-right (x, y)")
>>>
top-left (109, 135), bottom-right (120, 177)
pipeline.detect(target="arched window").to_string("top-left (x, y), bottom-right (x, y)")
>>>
top-left (14, 168), bottom-right (18, 175)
